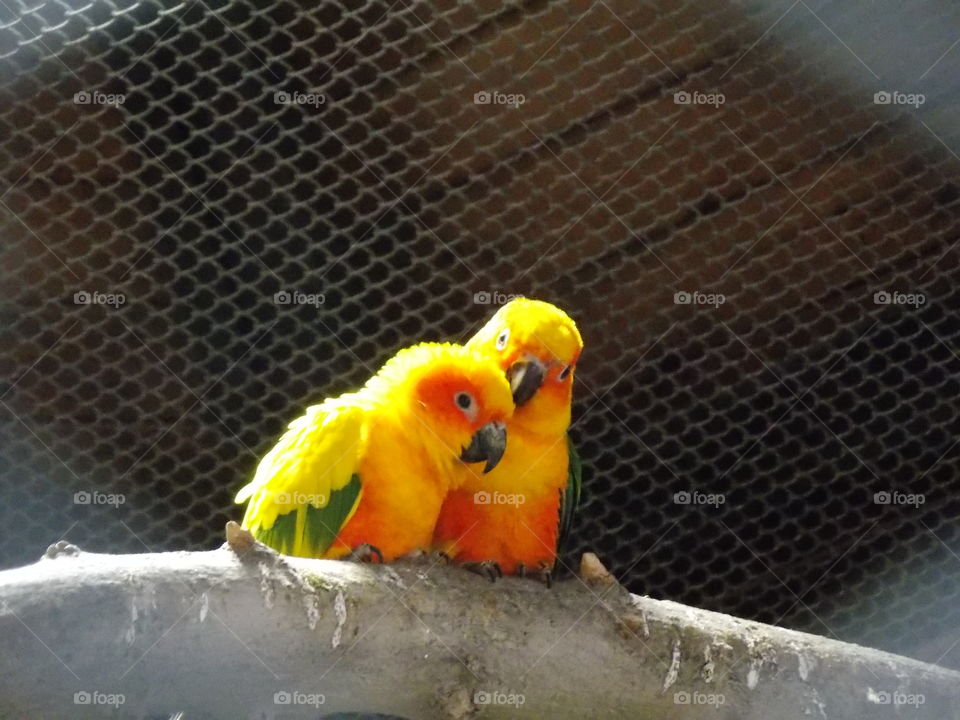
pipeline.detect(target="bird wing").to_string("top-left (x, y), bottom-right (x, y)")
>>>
top-left (235, 396), bottom-right (368, 557)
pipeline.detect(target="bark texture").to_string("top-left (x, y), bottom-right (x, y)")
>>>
top-left (0, 527), bottom-right (957, 719)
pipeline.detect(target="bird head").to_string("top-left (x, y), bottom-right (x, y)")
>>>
top-left (467, 297), bottom-right (582, 437)
top-left (379, 343), bottom-right (514, 474)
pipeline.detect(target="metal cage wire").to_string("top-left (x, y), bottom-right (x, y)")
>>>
top-left (2, 0), bottom-right (960, 669)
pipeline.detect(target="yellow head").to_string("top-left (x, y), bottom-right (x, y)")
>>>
top-left (466, 298), bottom-right (583, 437)
top-left (368, 342), bottom-right (515, 473)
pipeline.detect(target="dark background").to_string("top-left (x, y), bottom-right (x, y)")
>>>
top-left (2, 0), bottom-right (960, 670)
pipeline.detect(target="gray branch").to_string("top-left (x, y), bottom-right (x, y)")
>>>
top-left (0, 525), bottom-right (958, 719)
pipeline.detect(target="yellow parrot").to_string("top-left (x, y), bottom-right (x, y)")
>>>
top-left (235, 342), bottom-right (513, 561)
top-left (433, 298), bottom-right (583, 585)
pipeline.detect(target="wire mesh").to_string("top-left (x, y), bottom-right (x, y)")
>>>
top-left (2, 0), bottom-right (960, 669)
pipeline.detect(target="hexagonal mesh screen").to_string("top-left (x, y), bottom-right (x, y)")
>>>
top-left (2, 0), bottom-right (960, 670)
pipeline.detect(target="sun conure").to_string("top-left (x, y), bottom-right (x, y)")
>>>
top-left (432, 298), bottom-right (583, 585)
top-left (235, 342), bottom-right (513, 561)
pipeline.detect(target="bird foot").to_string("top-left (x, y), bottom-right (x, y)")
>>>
top-left (462, 560), bottom-right (502, 582)
top-left (516, 562), bottom-right (554, 588)
top-left (398, 548), bottom-right (451, 565)
top-left (345, 543), bottom-right (384, 563)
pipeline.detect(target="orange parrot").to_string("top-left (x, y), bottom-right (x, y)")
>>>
top-left (433, 298), bottom-right (583, 585)
top-left (235, 343), bottom-right (513, 562)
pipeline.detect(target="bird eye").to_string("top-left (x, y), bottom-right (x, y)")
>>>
top-left (558, 364), bottom-right (572, 381)
top-left (455, 392), bottom-right (474, 410)
top-left (496, 329), bottom-right (509, 350)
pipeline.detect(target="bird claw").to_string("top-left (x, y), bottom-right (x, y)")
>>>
top-left (516, 562), bottom-right (553, 588)
top-left (398, 548), bottom-right (451, 565)
top-left (541, 567), bottom-right (554, 589)
top-left (345, 543), bottom-right (384, 563)
top-left (462, 560), bottom-right (502, 582)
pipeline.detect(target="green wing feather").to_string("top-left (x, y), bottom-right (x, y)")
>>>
top-left (255, 474), bottom-right (362, 556)
top-left (235, 398), bottom-right (367, 557)
top-left (557, 434), bottom-right (582, 556)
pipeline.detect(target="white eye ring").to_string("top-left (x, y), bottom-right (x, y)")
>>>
top-left (496, 329), bottom-right (509, 350)
top-left (454, 391), bottom-right (477, 421)
top-left (453, 391), bottom-right (477, 416)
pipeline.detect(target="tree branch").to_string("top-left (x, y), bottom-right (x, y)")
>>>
top-left (0, 525), bottom-right (957, 719)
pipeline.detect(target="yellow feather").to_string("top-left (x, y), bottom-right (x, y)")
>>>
top-left (235, 397), bottom-right (368, 533)
top-left (234, 342), bottom-right (514, 559)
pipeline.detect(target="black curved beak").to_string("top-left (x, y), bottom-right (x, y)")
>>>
top-left (506, 359), bottom-right (546, 407)
top-left (460, 421), bottom-right (507, 473)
